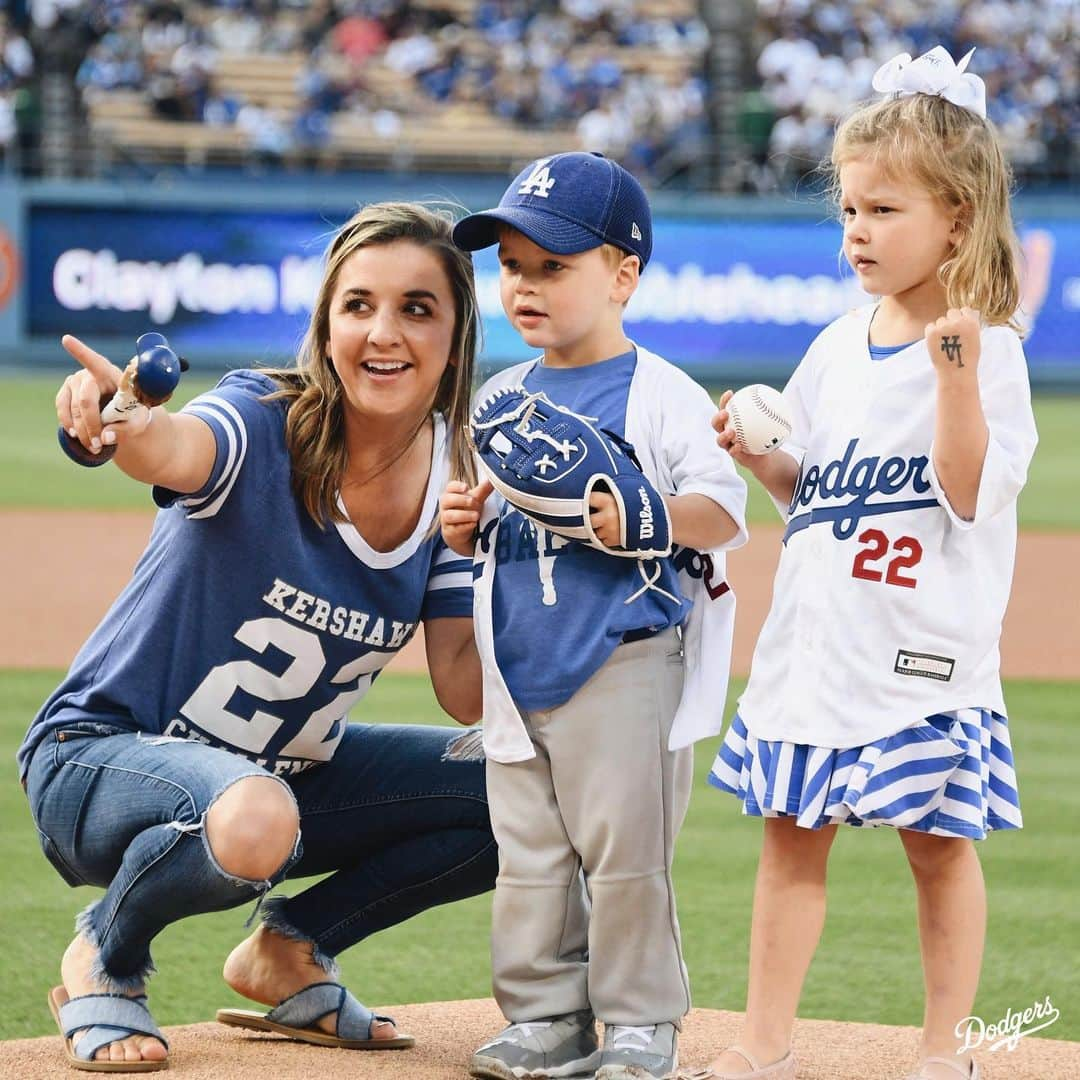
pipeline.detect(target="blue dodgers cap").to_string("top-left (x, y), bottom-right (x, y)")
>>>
top-left (453, 151), bottom-right (653, 268)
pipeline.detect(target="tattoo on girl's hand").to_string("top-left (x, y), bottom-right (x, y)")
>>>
top-left (941, 335), bottom-right (964, 367)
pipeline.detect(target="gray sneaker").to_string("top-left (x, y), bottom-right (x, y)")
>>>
top-left (469, 1010), bottom-right (602, 1079)
top-left (594, 1022), bottom-right (678, 1079)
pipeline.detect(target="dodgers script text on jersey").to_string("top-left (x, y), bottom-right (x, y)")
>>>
top-left (785, 437), bottom-right (936, 541)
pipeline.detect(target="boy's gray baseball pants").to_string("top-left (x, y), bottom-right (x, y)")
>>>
top-left (485, 628), bottom-right (694, 1026)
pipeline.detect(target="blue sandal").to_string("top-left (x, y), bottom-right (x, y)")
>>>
top-left (216, 981), bottom-right (414, 1050)
top-left (49, 986), bottom-right (168, 1072)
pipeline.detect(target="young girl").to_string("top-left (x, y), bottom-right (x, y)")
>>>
top-left (690, 47), bottom-right (1037, 1080)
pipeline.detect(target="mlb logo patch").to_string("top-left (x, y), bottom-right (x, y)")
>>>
top-left (895, 650), bottom-right (955, 681)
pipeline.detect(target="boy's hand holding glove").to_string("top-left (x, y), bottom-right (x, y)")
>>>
top-left (470, 387), bottom-right (672, 558)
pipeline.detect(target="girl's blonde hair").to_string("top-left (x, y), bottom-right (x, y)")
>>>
top-left (264, 202), bottom-right (479, 527)
top-left (828, 93), bottom-right (1022, 331)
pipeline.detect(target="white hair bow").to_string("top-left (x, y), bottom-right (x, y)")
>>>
top-left (871, 46), bottom-right (986, 119)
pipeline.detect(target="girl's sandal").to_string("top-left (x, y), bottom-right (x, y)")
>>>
top-left (679, 1045), bottom-right (797, 1079)
top-left (904, 1057), bottom-right (978, 1080)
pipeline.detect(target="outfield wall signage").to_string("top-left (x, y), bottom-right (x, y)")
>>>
top-left (25, 205), bottom-right (1079, 375)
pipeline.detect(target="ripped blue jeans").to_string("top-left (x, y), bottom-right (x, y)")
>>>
top-left (25, 721), bottom-right (495, 993)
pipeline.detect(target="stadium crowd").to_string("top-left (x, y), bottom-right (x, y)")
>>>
top-left (21, 0), bottom-right (709, 182)
top-left (746, 0), bottom-right (1077, 189)
top-left (4, 0), bottom-right (1076, 188)
top-left (0, 13), bottom-right (34, 166)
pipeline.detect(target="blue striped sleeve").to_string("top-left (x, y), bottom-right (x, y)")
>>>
top-left (421, 538), bottom-right (474, 620)
top-left (152, 370), bottom-right (276, 517)
top-left (166, 394), bottom-right (248, 518)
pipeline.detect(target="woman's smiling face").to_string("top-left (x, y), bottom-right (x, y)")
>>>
top-left (327, 239), bottom-right (457, 423)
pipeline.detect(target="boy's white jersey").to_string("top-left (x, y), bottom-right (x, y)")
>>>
top-left (739, 305), bottom-right (1037, 749)
top-left (473, 344), bottom-right (748, 763)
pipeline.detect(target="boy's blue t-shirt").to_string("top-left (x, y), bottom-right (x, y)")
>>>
top-left (489, 350), bottom-right (691, 711)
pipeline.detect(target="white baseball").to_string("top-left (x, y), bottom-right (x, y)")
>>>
top-left (726, 384), bottom-right (793, 455)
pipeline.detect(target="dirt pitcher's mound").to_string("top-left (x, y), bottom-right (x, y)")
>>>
top-left (5, 998), bottom-right (1076, 1080)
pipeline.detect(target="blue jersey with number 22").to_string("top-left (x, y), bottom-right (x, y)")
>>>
top-left (19, 371), bottom-right (471, 780)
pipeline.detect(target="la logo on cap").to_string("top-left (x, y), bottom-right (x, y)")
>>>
top-left (518, 159), bottom-right (556, 199)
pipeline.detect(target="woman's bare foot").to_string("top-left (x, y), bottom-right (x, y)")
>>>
top-left (59, 934), bottom-right (168, 1066)
top-left (222, 925), bottom-right (399, 1040)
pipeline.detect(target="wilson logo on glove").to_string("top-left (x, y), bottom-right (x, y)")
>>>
top-left (470, 387), bottom-right (672, 559)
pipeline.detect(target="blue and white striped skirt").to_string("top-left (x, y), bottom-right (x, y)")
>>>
top-left (708, 708), bottom-right (1021, 839)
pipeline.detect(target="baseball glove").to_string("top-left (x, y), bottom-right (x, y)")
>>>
top-left (470, 387), bottom-right (672, 558)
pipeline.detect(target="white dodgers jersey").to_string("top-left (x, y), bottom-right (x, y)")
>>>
top-left (738, 306), bottom-right (1037, 749)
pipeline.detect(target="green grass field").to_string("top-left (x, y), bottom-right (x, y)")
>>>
top-left (4, 673), bottom-right (1078, 1042)
top-left (3, 373), bottom-right (1078, 1045)
top-left (2, 376), bottom-right (1077, 530)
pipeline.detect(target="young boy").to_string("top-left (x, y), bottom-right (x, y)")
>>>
top-left (441, 151), bottom-right (747, 1080)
